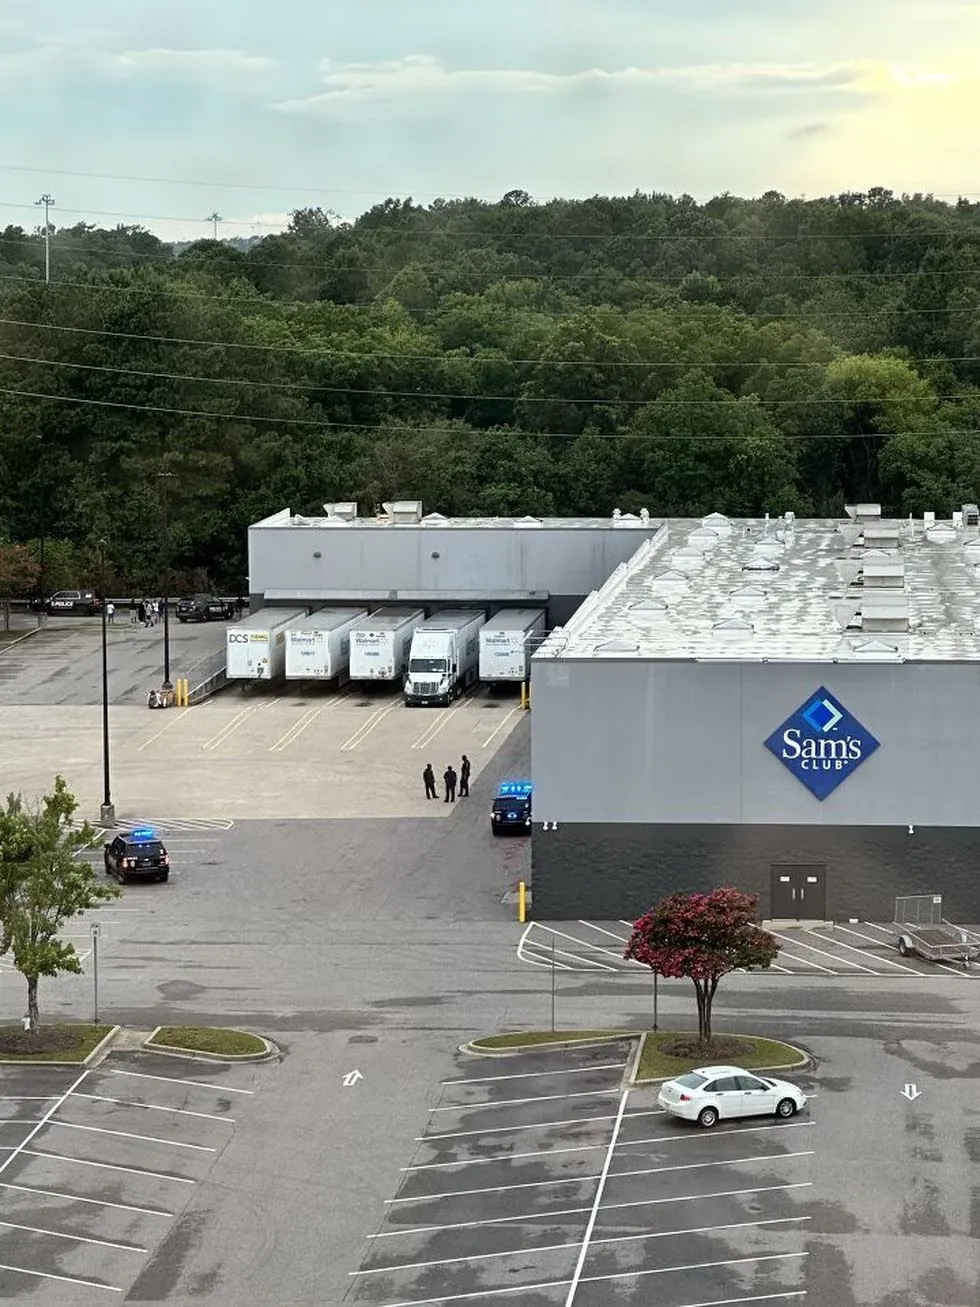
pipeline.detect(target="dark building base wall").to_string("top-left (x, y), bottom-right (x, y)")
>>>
top-left (531, 823), bottom-right (980, 922)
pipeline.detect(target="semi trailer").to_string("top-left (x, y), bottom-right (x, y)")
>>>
top-left (478, 608), bottom-right (547, 682)
top-left (348, 608), bottom-right (425, 682)
top-left (284, 608), bottom-right (367, 681)
top-left (225, 608), bottom-right (307, 681)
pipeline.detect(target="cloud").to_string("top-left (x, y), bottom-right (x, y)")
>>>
top-left (0, 41), bottom-right (277, 90)
top-left (788, 122), bottom-right (831, 139)
top-left (110, 48), bottom-right (277, 77)
top-left (272, 54), bottom-right (965, 115)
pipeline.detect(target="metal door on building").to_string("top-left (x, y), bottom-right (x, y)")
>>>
top-left (770, 865), bottom-right (827, 920)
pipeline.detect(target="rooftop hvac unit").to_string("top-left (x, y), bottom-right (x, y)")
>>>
top-left (382, 500), bottom-right (423, 524)
top-left (322, 502), bottom-right (358, 521)
top-left (845, 503), bottom-right (882, 522)
top-left (963, 503), bottom-right (979, 527)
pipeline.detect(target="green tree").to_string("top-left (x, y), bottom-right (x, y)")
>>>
top-left (0, 776), bottom-right (120, 1031)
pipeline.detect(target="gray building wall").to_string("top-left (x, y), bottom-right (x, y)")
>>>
top-left (530, 658), bottom-right (980, 920)
top-left (249, 520), bottom-right (658, 624)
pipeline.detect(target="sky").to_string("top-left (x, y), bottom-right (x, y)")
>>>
top-left (1, 0), bottom-right (978, 242)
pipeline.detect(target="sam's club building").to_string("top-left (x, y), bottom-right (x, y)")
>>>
top-left (530, 506), bottom-right (980, 922)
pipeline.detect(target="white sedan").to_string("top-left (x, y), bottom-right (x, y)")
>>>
top-left (658, 1064), bottom-right (807, 1129)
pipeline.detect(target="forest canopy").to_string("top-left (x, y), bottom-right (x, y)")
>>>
top-left (1, 186), bottom-right (979, 591)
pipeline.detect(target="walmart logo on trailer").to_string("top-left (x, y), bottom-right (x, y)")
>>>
top-left (765, 687), bottom-right (879, 800)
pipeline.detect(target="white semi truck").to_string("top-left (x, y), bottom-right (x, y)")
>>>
top-left (225, 608), bottom-right (307, 681)
top-left (348, 608), bottom-right (425, 682)
top-left (284, 608), bottom-right (367, 682)
top-left (404, 609), bottom-right (487, 706)
top-left (478, 608), bottom-right (547, 682)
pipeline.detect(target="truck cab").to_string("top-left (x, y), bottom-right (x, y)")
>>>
top-left (404, 632), bottom-right (456, 706)
top-left (491, 781), bottom-right (533, 835)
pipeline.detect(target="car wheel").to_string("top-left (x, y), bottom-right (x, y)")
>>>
top-left (104, 859), bottom-right (112, 875)
top-left (158, 873), bottom-right (169, 883)
top-left (776, 1097), bottom-right (797, 1119)
top-left (178, 617), bottom-right (187, 623)
top-left (697, 1106), bottom-right (719, 1129)
top-left (491, 828), bottom-right (501, 837)
top-left (119, 874), bottom-right (128, 886)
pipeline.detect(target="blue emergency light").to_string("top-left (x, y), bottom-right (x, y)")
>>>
top-left (130, 827), bottom-right (157, 841)
top-left (498, 781), bottom-right (533, 797)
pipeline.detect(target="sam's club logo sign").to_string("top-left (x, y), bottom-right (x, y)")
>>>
top-left (765, 687), bottom-right (879, 801)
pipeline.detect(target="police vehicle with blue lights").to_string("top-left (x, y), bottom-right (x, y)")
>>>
top-left (103, 828), bottom-right (171, 883)
top-left (491, 781), bottom-right (533, 835)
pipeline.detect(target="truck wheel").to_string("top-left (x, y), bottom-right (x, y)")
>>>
top-left (898, 938), bottom-right (910, 956)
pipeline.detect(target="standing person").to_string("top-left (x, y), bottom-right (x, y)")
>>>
top-left (153, 598), bottom-right (162, 625)
top-left (235, 594), bottom-right (244, 620)
top-left (422, 763), bottom-right (437, 800)
top-left (443, 764), bottom-right (457, 803)
top-left (129, 599), bottom-right (138, 625)
top-left (459, 754), bottom-right (471, 797)
top-left (137, 599), bottom-right (146, 626)
top-left (106, 601), bottom-right (115, 625)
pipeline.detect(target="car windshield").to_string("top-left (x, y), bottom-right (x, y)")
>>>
top-left (674, 1073), bottom-right (709, 1090)
top-left (410, 658), bottom-right (446, 673)
top-left (125, 841), bottom-right (164, 856)
top-left (494, 797), bottom-right (529, 810)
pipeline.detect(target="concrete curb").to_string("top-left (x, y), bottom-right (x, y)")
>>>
top-left (0, 626), bottom-right (42, 655)
top-left (0, 1024), bottom-right (120, 1068)
top-left (459, 1034), bottom-right (639, 1059)
top-left (630, 1033), bottom-right (813, 1085)
top-left (144, 1026), bottom-right (277, 1063)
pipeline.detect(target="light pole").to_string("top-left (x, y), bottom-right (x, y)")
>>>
top-left (99, 539), bottom-right (115, 828)
top-left (35, 194), bottom-right (55, 284)
top-left (157, 471), bottom-right (176, 689)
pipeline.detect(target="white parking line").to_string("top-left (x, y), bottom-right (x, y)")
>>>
top-left (0, 1262), bottom-right (121, 1294)
top-left (419, 1108), bottom-right (663, 1142)
top-left (412, 704), bottom-right (462, 751)
top-left (566, 1088), bottom-right (628, 1304)
top-left (805, 926), bottom-right (922, 974)
top-left (771, 930), bottom-right (879, 974)
top-left (340, 699), bottom-right (402, 750)
top-left (482, 703), bottom-right (521, 749)
top-left (0, 1216), bottom-right (146, 1252)
top-left (20, 1148), bottom-right (196, 1182)
top-left (73, 1092), bottom-right (235, 1123)
top-left (269, 705), bottom-right (325, 753)
top-left (528, 925), bottom-right (621, 970)
top-left (429, 1086), bottom-right (622, 1115)
top-left (614, 1119), bottom-right (814, 1152)
top-left (0, 1068), bottom-right (88, 1180)
top-left (47, 1120), bottom-right (217, 1151)
top-left (442, 1062), bottom-right (627, 1086)
top-left (520, 939), bottom-right (614, 973)
top-left (0, 1180), bottom-right (171, 1216)
top-left (387, 1148), bottom-right (816, 1203)
top-left (577, 921), bottom-right (631, 944)
top-left (369, 1181), bottom-right (812, 1239)
top-left (102, 1068), bottom-right (254, 1094)
top-left (137, 705), bottom-right (198, 752)
top-left (515, 937), bottom-right (576, 971)
top-left (774, 950), bottom-right (837, 974)
top-left (351, 1216), bottom-right (808, 1278)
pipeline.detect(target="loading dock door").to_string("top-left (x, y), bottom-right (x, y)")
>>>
top-left (770, 865), bottom-right (827, 920)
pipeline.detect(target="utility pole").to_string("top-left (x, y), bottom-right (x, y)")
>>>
top-left (99, 539), bottom-right (115, 828)
top-left (157, 471), bottom-right (177, 689)
top-left (207, 211), bottom-right (222, 241)
top-left (35, 194), bottom-right (55, 283)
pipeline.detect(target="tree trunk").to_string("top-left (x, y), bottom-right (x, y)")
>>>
top-left (26, 975), bottom-right (39, 1033)
top-left (694, 981), bottom-right (708, 1043)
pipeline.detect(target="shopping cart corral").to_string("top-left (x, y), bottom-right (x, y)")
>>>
top-left (893, 895), bottom-right (980, 968)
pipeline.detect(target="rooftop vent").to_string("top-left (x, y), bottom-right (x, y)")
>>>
top-left (323, 501), bottom-right (357, 521)
top-left (593, 638), bottom-right (640, 655)
top-left (613, 511), bottom-right (640, 527)
top-left (753, 538), bottom-right (785, 557)
top-left (963, 503), bottom-right (979, 527)
top-left (925, 523), bottom-right (957, 545)
top-left (628, 598), bottom-right (670, 626)
top-left (702, 512), bottom-right (733, 536)
top-left (728, 584), bottom-right (768, 610)
top-left (650, 569), bottom-right (689, 592)
top-left (849, 638), bottom-right (901, 661)
top-left (515, 515), bottom-right (542, 528)
top-left (846, 503), bottom-right (882, 522)
top-left (861, 596), bottom-right (910, 632)
top-left (687, 527), bottom-right (720, 550)
top-left (640, 508), bottom-right (651, 524)
top-left (382, 500), bottom-right (423, 524)
top-left (863, 561), bottom-right (905, 589)
top-left (420, 512), bottom-right (449, 526)
top-left (712, 615), bottom-right (755, 639)
top-left (742, 557), bottom-right (780, 573)
top-left (671, 546), bottom-right (706, 573)
top-left (862, 525), bottom-right (900, 550)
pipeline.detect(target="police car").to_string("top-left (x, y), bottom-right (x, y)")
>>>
top-left (103, 828), bottom-right (171, 883)
top-left (491, 781), bottom-right (532, 835)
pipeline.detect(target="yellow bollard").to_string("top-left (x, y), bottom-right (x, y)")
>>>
top-left (518, 880), bottom-right (526, 923)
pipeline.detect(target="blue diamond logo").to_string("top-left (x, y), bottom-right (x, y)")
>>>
top-left (765, 686), bottom-right (879, 801)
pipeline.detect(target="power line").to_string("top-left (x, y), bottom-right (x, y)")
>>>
top-left (1, 315), bottom-right (976, 371)
top-left (2, 269), bottom-right (978, 319)
top-left (0, 350), bottom-right (971, 408)
top-left (4, 229), bottom-right (980, 285)
top-left (0, 383), bottom-right (972, 441)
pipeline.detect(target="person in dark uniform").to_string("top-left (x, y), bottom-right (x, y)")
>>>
top-left (422, 763), bottom-right (437, 800)
top-left (443, 765), bottom-right (457, 803)
top-left (459, 754), bottom-right (471, 797)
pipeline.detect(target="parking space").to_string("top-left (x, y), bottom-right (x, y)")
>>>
top-left (0, 1048), bottom-right (263, 1301)
top-left (0, 689), bottom-right (526, 822)
top-left (519, 920), bottom-right (980, 980)
top-left (350, 1040), bottom-right (814, 1305)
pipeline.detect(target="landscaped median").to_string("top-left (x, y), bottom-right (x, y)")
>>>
top-left (0, 1023), bottom-right (117, 1064)
top-left (146, 1026), bottom-right (272, 1060)
top-left (466, 1029), bottom-right (809, 1082)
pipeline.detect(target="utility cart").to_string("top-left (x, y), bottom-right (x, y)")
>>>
top-left (893, 895), bottom-right (980, 969)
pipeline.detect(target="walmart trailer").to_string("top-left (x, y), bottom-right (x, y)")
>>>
top-left (479, 608), bottom-right (547, 682)
top-left (226, 608), bottom-right (306, 681)
top-left (348, 607), bottom-right (425, 682)
top-left (285, 608), bottom-right (367, 681)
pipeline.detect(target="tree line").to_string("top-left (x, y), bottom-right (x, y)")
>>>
top-left (1, 186), bottom-right (979, 592)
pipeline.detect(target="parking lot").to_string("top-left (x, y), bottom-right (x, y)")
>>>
top-left (351, 1039), bottom-right (814, 1305)
top-left (0, 686), bottom-right (526, 822)
top-left (0, 1048), bottom-right (264, 1302)
top-left (519, 920), bottom-right (980, 980)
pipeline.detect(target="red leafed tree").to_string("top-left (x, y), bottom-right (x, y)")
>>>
top-left (624, 887), bottom-right (779, 1044)
top-left (0, 543), bottom-right (40, 631)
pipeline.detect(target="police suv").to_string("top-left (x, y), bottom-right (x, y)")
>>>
top-left (491, 781), bottom-right (533, 835)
